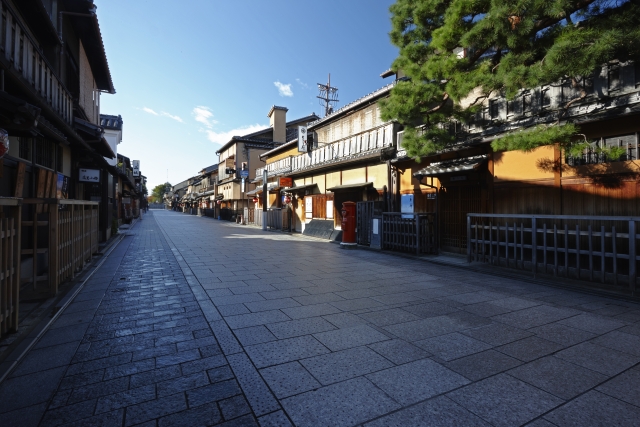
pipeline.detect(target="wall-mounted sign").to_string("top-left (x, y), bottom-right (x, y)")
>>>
top-left (225, 158), bottom-right (235, 168)
top-left (122, 197), bottom-right (131, 204)
top-left (279, 177), bottom-right (292, 188)
top-left (132, 160), bottom-right (140, 177)
top-left (297, 126), bottom-right (308, 152)
top-left (79, 168), bottom-right (100, 182)
top-left (427, 193), bottom-right (437, 199)
top-left (450, 175), bottom-right (467, 182)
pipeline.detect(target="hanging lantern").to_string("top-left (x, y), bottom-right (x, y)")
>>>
top-left (284, 195), bottom-right (292, 204)
top-left (216, 200), bottom-right (222, 205)
top-left (0, 129), bottom-right (8, 159)
top-left (252, 197), bottom-right (259, 204)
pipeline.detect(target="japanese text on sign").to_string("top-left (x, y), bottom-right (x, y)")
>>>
top-left (79, 168), bottom-right (100, 182)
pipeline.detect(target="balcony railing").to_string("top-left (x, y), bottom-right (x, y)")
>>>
top-left (0, 1), bottom-right (74, 125)
top-left (291, 123), bottom-right (394, 173)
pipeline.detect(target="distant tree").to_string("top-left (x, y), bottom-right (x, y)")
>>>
top-left (381, 0), bottom-right (640, 160)
top-left (151, 182), bottom-right (171, 203)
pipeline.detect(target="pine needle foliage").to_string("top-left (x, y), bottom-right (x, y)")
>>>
top-left (381, 0), bottom-right (640, 160)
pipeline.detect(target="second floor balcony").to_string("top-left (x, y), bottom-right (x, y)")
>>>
top-left (0, 2), bottom-right (73, 125)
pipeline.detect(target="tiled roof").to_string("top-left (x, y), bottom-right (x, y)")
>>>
top-left (100, 114), bottom-right (123, 130)
top-left (308, 82), bottom-right (396, 129)
top-left (414, 155), bottom-right (488, 177)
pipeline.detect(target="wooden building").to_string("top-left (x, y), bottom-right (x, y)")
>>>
top-left (216, 106), bottom-right (318, 221)
top-left (395, 61), bottom-right (640, 253)
top-left (259, 84), bottom-right (398, 235)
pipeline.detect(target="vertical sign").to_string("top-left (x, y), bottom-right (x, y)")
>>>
top-left (298, 126), bottom-right (308, 152)
top-left (132, 160), bottom-right (140, 177)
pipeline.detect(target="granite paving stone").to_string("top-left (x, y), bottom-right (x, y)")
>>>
top-left (544, 390), bottom-right (640, 426)
top-left (508, 356), bottom-right (608, 399)
top-left (415, 331), bottom-right (491, 362)
top-left (266, 317), bottom-right (337, 339)
top-left (300, 346), bottom-right (394, 385)
top-left (555, 341), bottom-right (640, 376)
top-left (367, 339), bottom-right (431, 364)
top-left (364, 395), bottom-right (492, 427)
top-left (260, 362), bottom-right (322, 399)
top-left (281, 377), bottom-right (400, 427)
top-left (445, 349), bottom-right (522, 381)
top-left (245, 335), bottom-right (330, 368)
top-left (595, 366), bottom-right (640, 407)
top-left (312, 324), bottom-right (390, 351)
top-left (446, 374), bottom-right (564, 427)
top-left (3, 210), bottom-right (640, 426)
top-left (366, 358), bottom-right (469, 405)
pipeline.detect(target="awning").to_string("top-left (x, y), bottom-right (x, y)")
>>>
top-left (326, 182), bottom-right (374, 192)
top-left (246, 183), bottom-right (278, 197)
top-left (281, 184), bottom-right (318, 194)
top-left (74, 118), bottom-right (116, 159)
top-left (413, 155), bottom-right (488, 179)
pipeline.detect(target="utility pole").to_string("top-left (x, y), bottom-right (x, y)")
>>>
top-left (262, 169), bottom-right (267, 231)
top-left (317, 73), bottom-right (339, 117)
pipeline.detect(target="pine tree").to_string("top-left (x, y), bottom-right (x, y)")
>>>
top-left (380, 0), bottom-right (640, 160)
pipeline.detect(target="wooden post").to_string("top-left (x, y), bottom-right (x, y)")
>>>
top-left (601, 225), bottom-right (605, 284)
top-left (629, 220), bottom-right (636, 293)
top-left (612, 226), bottom-right (618, 286)
top-left (415, 214), bottom-right (421, 255)
top-left (11, 203), bottom-right (21, 332)
top-left (466, 215), bottom-right (471, 263)
top-left (49, 201), bottom-right (59, 295)
top-left (532, 217), bottom-right (537, 278)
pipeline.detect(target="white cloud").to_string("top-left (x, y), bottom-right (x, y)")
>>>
top-left (295, 78), bottom-right (309, 89)
top-left (192, 106), bottom-right (217, 128)
top-left (161, 112), bottom-right (184, 123)
top-left (205, 124), bottom-right (266, 145)
top-left (274, 81), bottom-right (293, 97)
top-left (142, 107), bottom-right (159, 116)
top-left (142, 107), bottom-right (183, 123)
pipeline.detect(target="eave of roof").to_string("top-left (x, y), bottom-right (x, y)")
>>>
top-left (66, 2), bottom-right (115, 93)
top-left (308, 83), bottom-right (396, 130)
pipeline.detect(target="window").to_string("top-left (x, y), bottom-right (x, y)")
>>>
top-left (522, 91), bottom-right (531, 114)
top-left (18, 137), bottom-right (31, 161)
top-left (35, 137), bottom-right (54, 169)
top-left (489, 99), bottom-right (499, 119)
top-left (565, 133), bottom-right (638, 165)
top-left (541, 88), bottom-right (551, 109)
top-left (608, 66), bottom-right (620, 92)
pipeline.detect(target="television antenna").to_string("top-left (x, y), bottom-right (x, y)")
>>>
top-left (317, 73), bottom-right (339, 117)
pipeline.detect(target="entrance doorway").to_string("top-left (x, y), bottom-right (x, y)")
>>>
top-left (439, 184), bottom-right (483, 253)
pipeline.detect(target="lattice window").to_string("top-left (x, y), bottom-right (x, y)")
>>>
top-left (35, 137), bottom-right (54, 169)
top-left (18, 137), bottom-right (31, 161)
top-left (566, 133), bottom-right (638, 166)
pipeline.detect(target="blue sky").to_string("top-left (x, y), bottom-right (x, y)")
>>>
top-left (96, 0), bottom-right (398, 189)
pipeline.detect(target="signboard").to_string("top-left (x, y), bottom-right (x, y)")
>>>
top-left (122, 197), bottom-right (131, 204)
top-left (56, 173), bottom-right (69, 199)
top-left (279, 177), bottom-right (292, 188)
top-left (132, 160), bottom-right (140, 177)
top-left (297, 126), bottom-right (308, 152)
top-left (225, 158), bottom-right (235, 168)
top-left (79, 168), bottom-right (100, 183)
top-left (450, 175), bottom-right (467, 182)
top-left (240, 169), bottom-right (249, 178)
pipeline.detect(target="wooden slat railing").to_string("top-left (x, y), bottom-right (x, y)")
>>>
top-left (0, 198), bottom-right (21, 337)
top-left (467, 214), bottom-right (640, 292)
top-left (22, 199), bottom-right (99, 296)
top-left (382, 212), bottom-right (437, 255)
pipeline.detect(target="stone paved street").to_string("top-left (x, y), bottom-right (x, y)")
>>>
top-left (1, 210), bottom-right (640, 426)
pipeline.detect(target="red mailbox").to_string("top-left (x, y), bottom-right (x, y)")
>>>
top-left (341, 201), bottom-right (357, 248)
